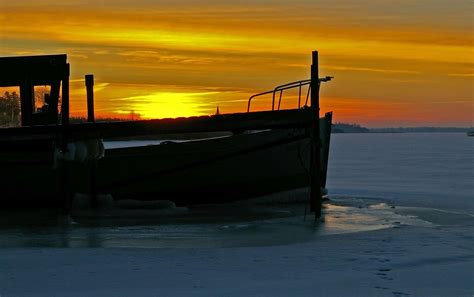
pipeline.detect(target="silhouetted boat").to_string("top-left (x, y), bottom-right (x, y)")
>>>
top-left (467, 131), bottom-right (474, 137)
top-left (0, 54), bottom-right (332, 208)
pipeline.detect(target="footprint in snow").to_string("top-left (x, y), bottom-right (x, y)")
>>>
top-left (374, 286), bottom-right (389, 290)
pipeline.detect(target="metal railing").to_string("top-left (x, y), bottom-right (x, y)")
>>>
top-left (247, 76), bottom-right (333, 112)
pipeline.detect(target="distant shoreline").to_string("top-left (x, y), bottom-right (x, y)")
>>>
top-left (332, 123), bottom-right (472, 134)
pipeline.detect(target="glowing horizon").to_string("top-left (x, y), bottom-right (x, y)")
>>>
top-left (1, 0), bottom-right (472, 127)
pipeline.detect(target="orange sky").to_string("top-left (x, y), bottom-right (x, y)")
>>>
top-left (0, 0), bottom-right (472, 127)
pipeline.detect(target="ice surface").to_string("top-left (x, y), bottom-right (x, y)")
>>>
top-left (328, 132), bottom-right (474, 212)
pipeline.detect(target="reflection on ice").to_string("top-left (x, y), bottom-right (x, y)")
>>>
top-left (0, 195), bottom-right (437, 249)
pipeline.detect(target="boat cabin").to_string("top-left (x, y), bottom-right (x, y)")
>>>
top-left (0, 54), bottom-right (70, 127)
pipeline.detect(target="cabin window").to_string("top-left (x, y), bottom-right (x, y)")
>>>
top-left (33, 85), bottom-right (51, 114)
top-left (0, 87), bottom-right (21, 128)
top-left (0, 85), bottom-right (62, 127)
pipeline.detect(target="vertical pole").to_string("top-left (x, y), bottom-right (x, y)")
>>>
top-left (310, 51), bottom-right (322, 219)
top-left (321, 112), bottom-right (333, 189)
top-left (271, 92), bottom-right (276, 111)
top-left (278, 90), bottom-right (283, 110)
top-left (85, 74), bottom-right (95, 123)
top-left (19, 81), bottom-right (34, 126)
top-left (61, 64), bottom-right (70, 127)
top-left (61, 64), bottom-right (71, 210)
top-left (298, 83), bottom-right (302, 108)
top-left (50, 81), bottom-right (60, 122)
top-left (85, 74), bottom-right (98, 208)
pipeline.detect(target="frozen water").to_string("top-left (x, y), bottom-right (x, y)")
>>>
top-left (328, 132), bottom-right (474, 212)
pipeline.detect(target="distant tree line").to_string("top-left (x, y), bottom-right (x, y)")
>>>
top-left (0, 91), bottom-right (20, 127)
top-left (332, 123), bottom-right (370, 133)
top-left (370, 127), bottom-right (470, 133)
top-left (332, 122), bottom-right (470, 133)
top-left (70, 116), bottom-right (135, 123)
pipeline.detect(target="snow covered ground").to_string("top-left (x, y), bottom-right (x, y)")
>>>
top-left (0, 206), bottom-right (472, 297)
top-left (1, 133), bottom-right (473, 296)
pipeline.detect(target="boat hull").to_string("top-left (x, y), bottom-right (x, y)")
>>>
top-left (0, 120), bottom-right (331, 208)
top-left (96, 129), bottom-right (313, 205)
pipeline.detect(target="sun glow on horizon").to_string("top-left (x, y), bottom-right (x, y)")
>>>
top-left (113, 91), bottom-right (216, 119)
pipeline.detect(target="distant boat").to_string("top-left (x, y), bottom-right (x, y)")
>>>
top-left (467, 131), bottom-right (474, 137)
top-left (0, 54), bottom-right (333, 208)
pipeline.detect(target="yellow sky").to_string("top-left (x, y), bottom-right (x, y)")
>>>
top-left (1, 0), bottom-right (472, 126)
